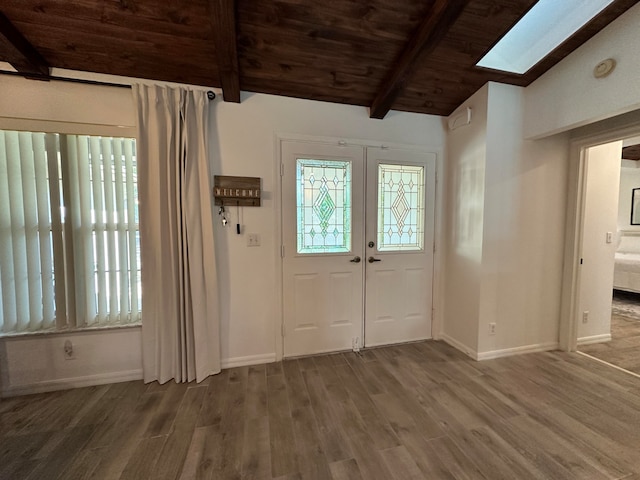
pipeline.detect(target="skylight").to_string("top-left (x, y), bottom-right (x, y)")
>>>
top-left (476, 0), bottom-right (615, 74)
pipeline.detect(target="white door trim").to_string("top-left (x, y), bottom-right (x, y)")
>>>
top-left (275, 134), bottom-right (442, 359)
top-left (559, 122), bottom-right (640, 352)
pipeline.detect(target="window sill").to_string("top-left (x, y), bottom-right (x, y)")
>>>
top-left (0, 323), bottom-right (142, 340)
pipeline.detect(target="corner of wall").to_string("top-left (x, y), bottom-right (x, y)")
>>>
top-left (441, 85), bottom-right (489, 354)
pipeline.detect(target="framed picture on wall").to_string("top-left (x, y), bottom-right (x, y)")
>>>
top-left (632, 188), bottom-right (640, 225)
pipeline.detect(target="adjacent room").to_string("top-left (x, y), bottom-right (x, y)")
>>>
top-left (1, 1), bottom-right (640, 479)
top-left (579, 139), bottom-right (640, 375)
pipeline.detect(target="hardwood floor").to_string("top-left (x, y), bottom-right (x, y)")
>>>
top-left (2, 341), bottom-right (640, 479)
top-left (580, 313), bottom-right (640, 375)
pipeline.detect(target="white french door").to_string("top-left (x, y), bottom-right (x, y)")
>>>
top-left (281, 140), bottom-right (436, 357)
top-left (364, 148), bottom-right (436, 346)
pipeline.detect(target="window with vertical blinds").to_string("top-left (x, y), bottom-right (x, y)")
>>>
top-left (0, 130), bottom-right (141, 334)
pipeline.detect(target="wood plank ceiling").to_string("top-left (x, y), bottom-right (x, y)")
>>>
top-left (0, 0), bottom-right (637, 119)
top-left (623, 145), bottom-right (640, 161)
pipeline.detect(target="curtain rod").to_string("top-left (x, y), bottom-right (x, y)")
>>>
top-left (0, 70), bottom-right (217, 99)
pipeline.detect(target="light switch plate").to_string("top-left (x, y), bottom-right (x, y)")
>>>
top-left (247, 233), bottom-right (260, 247)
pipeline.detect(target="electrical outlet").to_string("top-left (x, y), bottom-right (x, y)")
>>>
top-left (489, 323), bottom-right (496, 335)
top-left (582, 311), bottom-right (589, 324)
top-left (63, 339), bottom-right (75, 360)
top-left (247, 233), bottom-right (260, 247)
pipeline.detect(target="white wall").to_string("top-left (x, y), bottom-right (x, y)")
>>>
top-left (618, 161), bottom-right (640, 231)
top-left (0, 328), bottom-right (142, 396)
top-left (210, 93), bottom-right (445, 364)
top-left (443, 82), bottom-right (569, 359)
top-left (524, 3), bottom-right (640, 139)
top-left (578, 142), bottom-right (622, 344)
top-left (442, 85), bottom-right (488, 355)
top-left (0, 73), bottom-right (446, 395)
top-left (0, 76), bottom-right (141, 396)
top-left (478, 83), bottom-right (567, 357)
top-left (0, 74), bottom-right (135, 131)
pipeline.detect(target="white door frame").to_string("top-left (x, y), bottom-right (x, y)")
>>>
top-left (559, 119), bottom-right (640, 352)
top-left (274, 133), bottom-right (444, 361)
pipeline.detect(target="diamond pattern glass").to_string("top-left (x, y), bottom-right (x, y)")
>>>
top-left (377, 164), bottom-right (425, 251)
top-left (296, 159), bottom-right (351, 253)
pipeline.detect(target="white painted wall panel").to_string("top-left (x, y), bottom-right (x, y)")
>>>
top-left (442, 85), bottom-right (488, 354)
top-left (578, 141), bottom-right (622, 342)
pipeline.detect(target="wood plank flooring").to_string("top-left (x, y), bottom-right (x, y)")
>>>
top-left (2, 340), bottom-right (640, 479)
top-left (580, 313), bottom-right (640, 375)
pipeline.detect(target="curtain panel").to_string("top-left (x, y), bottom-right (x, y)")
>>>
top-left (133, 84), bottom-right (221, 383)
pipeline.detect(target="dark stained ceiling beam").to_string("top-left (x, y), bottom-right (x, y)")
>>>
top-left (369, 0), bottom-right (468, 119)
top-left (623, 145), bottom-right (640, 161)
top-left (209, 0), bottom-right (240, 103)
top-left (0, 11), bottom-right (49, 78)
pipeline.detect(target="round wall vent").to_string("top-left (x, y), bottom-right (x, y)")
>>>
top-left (593, 58), bottom-right (616, 78)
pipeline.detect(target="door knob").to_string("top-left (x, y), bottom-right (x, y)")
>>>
top-left (350, 256), bottom-right (361, 263)
top-left (368, 256), bottom-right (381, 263)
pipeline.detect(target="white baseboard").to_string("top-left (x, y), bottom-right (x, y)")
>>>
top-left (577, 333), bottom-right (612, 346)
top-left (2, 353), bottom-right (278, 397)
top-left (1, 351), bottom-right (278, 397)
top-left (1, 369), bottom-right (143, 398)
top-left (440, 333), bottom-right (478, 360)
top-left (221, 353), bottom-right (277, 369)
top-left (476, 341), bottom-right (559, 361)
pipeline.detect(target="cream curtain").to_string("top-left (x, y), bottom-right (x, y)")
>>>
top-left (133, 84), bottom-right (220, 383)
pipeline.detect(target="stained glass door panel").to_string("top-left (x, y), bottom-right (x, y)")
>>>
top-left (377, 164), bottom-right (425, 251)
top-left (296, 159), bottom-right (351, 254)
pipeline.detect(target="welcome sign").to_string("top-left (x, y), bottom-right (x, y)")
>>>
top-left (213, 176), bottom-right (261, 206)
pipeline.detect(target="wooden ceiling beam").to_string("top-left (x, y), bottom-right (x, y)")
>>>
top-left (623, 145), bottom-right (640, 161)
top-left (0, 11), bottom-right (49, 78)
top-left (209, 0), bottom-right (240, 103)
top-left (369, 0), bottom-right (468, 119)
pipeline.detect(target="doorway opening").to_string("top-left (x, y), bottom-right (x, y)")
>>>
top-left (577, 137), bottom-right (640, 375)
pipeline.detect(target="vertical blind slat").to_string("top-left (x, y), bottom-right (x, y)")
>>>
top-left (17, 132), bottom-right (43, 331)
top-left (89, 136), bottom-right (107, 324)
top-left (32, 133), bottom-right (55, 330)
top-left (64, 137), bottom-right (81, 328)
top-left (46, 133), bottom-right (66, 329)
top-left (113, 140), bottom-right (131, 321)
top-left (101, 138), bottom-right (119, 323)
top-left (73, 136), bottom-right (97, 326)
top-left (6, 132), bottom-right (30, 331)
top-left (0, 132), bottom-right (17, 333)
top-left (124, 139), bottom-right (139, 321)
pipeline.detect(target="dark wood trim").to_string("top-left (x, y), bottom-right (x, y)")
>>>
top-left (369, 0), bottom-right (468, 119)
top-left (0, 11), bottom-right (50, 78)
top-left (623, 145), bottom-right (640, 161)
top-left (0, 69), bottom-right (128, 88)
top-left (209, 0), bottom-right (241, 103)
